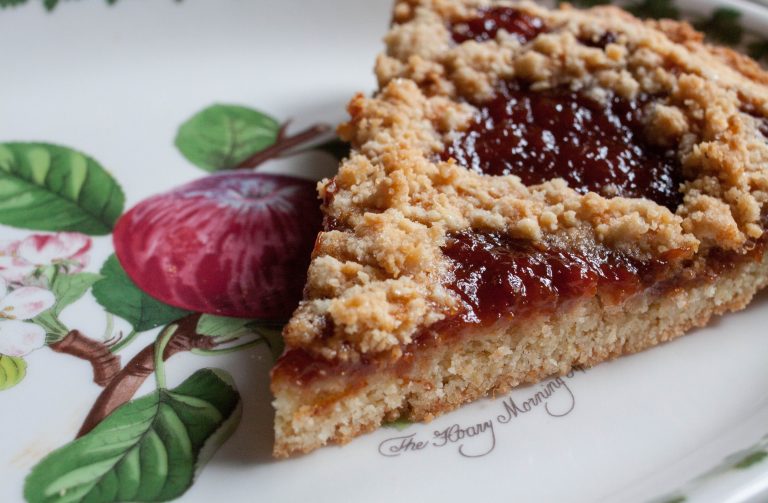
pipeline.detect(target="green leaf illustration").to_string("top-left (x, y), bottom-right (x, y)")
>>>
top-left (195, 315), bottom-right (285, 358)
top-left (24, 368), bottom-right (241, 503)
top-left (259, 325), bottom-right (285, 360)
top-left (51, 272), bottom-right (102, 316)
top-left (175, 104), bottom-right (280, 171)
top-left (33, 311), bottom-right (69, 344)
top-left (31, 272), bottom-right (103, 343)
top-left (92, 255), bottom-right (190, 332)
top-left (694, 8), bottom-right (743, 46)
top-left (734, 450), bottom-right (768, 470)
top-left (0, 143), bottom-right (125, 235)
top-left (196, 314), bottom-right (258, 342)
top-left (0, 0), bottom-right (28, 7)
top-left (382, 417), bottom-right (412, 431)
top-left (626, 0), bottom-right (680, 20)
top-left (0, 354), bottom-right (26, 391)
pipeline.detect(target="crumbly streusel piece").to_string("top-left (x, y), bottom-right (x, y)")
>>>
top-left (272, 0), bottom-right (768, 457)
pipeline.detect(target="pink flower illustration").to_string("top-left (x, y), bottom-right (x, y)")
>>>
top-left (0, 233), bottom-right (92, 285)
top-left (0, 278), bottom-right (55, 357)
top-left (0, 242), bottom-right (35, 284)
top-left (17, 232), bottom-right (91, 268)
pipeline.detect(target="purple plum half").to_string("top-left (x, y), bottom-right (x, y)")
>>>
top-left (113, 172), bottom-right (322, 319)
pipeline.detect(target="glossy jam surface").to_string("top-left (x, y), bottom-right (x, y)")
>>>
top-left (273, 231), bottom-right (679, 386)
top-left (451, 7), bottom-right (546, 44)
top-left (272, 347), bottom-right (365, 387)
top-left (273, 230), bottom-right (768, 386)
top-left (442, 231), bottom-right (670, 325)
top-left (443, 83), bottom-right (684, 210)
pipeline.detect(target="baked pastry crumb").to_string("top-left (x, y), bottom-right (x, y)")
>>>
top-left (272, 0), bottom-right (768, 457)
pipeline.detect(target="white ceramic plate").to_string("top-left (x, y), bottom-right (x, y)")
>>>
top-left (2, 1), bottom-right (768, 502)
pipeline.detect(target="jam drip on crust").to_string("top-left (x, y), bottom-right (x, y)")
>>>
top-left (442, 231), bottom-right (673, 325)
top-left (274, 232), bottom-right (683, 386)
top-left (450, 7), bottom-right (546, 44)
top-left (443, 82), bottom-right (685, 210)
top-left (274, 225), bottom-right (768, 387)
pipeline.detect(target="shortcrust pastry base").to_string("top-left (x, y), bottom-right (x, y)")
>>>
top-left (273, 252), bottom-right (768, 457)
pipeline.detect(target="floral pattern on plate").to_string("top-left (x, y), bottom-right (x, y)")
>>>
top-left (2, 0), bottom-right (768, 502)
top-left (0, 102), bottom-right (341, 502)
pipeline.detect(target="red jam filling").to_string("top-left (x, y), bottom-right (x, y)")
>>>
top-left (273, 82), bottom-right (767, 388)
top-left (273, 230), bottom-right (768, 386)
top-left (451, 7), bottom-right (546, 44)
top-left (443, 82), bottom-right (684, 210)
top-left (442, 231), bottom-right (672, 325)
top-left (272, 346), bottom-right (365, 387)
top-left (274, 232), bottom-right (682, 386)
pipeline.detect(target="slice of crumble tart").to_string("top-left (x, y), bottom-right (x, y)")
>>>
top-left (271, 0), bottom-right (768, 457)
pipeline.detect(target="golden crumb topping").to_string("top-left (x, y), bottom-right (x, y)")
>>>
top-left (282, 0), bottom-right (768, 363)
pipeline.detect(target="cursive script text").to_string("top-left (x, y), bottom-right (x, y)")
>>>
top-left (432, 420), bottom-right (495, 457)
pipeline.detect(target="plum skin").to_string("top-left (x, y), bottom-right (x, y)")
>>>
top-left (113, 172), bottom-right (322, 319)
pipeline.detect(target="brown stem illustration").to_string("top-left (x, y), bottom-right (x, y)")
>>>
top-left (49, 330), bottom-right (121, 387)
top-left (237, 122), bottom-right (332, 169)
top-left (76, 314), bottom-right (215, 437)
top-left (67, 122), bottom-right (328, 438)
